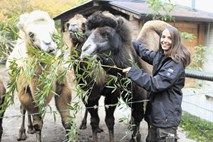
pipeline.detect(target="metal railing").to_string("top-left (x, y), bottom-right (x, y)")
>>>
top-left (185, 69), bottom-right (213, 82)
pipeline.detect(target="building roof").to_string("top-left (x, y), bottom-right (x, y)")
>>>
top-left (109, 1), bottom-right (213, 22)
top-left (53, 0), bottom-right (213, 22)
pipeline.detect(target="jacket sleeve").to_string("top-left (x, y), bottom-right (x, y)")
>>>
top-left (126, 61), bottom-right (184, 93)
top-left (132, 40), bottom-right (156, 65)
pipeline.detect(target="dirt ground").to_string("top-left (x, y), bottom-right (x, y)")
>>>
top-left (0, 65), bottom-right (196, 142)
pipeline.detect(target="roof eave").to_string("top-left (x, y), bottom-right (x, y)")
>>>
top-left (54, 0), bottom-right (213, 23)
top-left (53, 1), bottom-right (93, 20)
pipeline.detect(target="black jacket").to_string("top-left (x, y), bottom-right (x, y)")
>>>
top-left (127, 40), bottom-right (185, 128)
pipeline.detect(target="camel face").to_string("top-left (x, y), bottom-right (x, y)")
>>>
top-left (25, 22), bottom-right (57, 54)
top-left (80, 26), bottom-right (120, 59)
top-left (65, 14), bottom-right (87, 38)
top-left (80, 30), bottom-right (98, 58)
top-left (18, 10), bottom-right (57, 55)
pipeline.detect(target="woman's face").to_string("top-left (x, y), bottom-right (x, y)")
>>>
top-left (160, 29), bottom-right (172, 52)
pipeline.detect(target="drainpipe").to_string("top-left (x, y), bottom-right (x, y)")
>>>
top-left (207, 23), bottom-right (210, 43)
top-left (191, 0), bottom-right (196, 11)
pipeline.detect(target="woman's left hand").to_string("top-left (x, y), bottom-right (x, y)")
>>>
top-left (122, 67), bottom-right (131, 74)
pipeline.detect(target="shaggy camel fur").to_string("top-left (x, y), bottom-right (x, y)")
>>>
top-left (0, 78), bottom-right (6, 141)
top-left (80, 11), bottom-right (149, 142)
top-left (63, 13), bottom-right (104, 133)
top-left (6, 10), bottom-right (72, 142)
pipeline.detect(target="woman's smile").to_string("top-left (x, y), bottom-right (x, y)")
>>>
top-left (160, 29), bottom-right (172, 52)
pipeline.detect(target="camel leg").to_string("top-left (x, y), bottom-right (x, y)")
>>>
top-left (31, 114), bottom-right (42, 142)
top-left (104, 91), bottom-right (119, 142)
top-left (18, 88), bottom-right (43, 142)
top-left (85, 96), bottom-right (101, 142)
top-left (128, 114), bottom-right (134, 131)
top-left (130, 123), bottom-right (141, 142)
top-left (121, 83), bottom-right (146, 142)
top-left (0, 79), bottom-right (5, 141)
top-left (0, 105), bottom-right (5, 142)
top-left (87, 106), bottom-right (99, 142)
top-left (80, 108), bottom-right (103, 133)
top-left (27, 113), bottom-right (35, 134)
top-left (0, 110), bottom-right (5, 142)
top-left (17, 104), bottom-right (27, 141)
top-left (55, 83), bottom-right (72, 141)
top-left (129, 99), bottom-right (144, 142)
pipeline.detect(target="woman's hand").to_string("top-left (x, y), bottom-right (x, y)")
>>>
top-left (132, 40), bottom-right (142, 48)
top-left (122, 67), bottom-right (131, 74)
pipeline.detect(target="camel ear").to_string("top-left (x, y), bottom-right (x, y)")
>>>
top-left (65, 22), bottom-right (70, 31)
top-left (116, 17), bottom-right (124, 30)
top-left (117, 17), bottom-right (124, 26)
top-left (17, 13), bottom-right (30, 31)
top-left (82, 22), bottom-right (86, 33)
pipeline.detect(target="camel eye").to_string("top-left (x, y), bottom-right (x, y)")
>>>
top-left (29, 32), bottom-right (35, 40)
top-left (101, 32), bottom-right (110, 39)
top-left (66, 23), bottom-right (70, 28)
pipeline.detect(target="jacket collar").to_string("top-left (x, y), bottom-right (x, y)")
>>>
top-left (153, 51), bottom-right (171, 75)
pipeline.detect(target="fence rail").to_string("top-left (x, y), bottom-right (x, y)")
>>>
top-left (185, 69), bottom-right (213, 82)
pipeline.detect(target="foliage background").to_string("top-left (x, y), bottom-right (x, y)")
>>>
top-left (0, 0), bottom-right (89, 20)
top-left (0, 0), bottom-right (89, 62)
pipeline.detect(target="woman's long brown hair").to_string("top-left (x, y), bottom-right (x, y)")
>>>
top-left (160, 26), bottom-right (191, 67)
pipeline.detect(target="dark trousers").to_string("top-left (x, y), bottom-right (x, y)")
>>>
top-left (146, 125), bottom-right (178, 142)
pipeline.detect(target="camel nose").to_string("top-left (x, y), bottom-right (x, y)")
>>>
top-left (69, 23), bottom-right (78, 32)
top-left (49, 48), bottom-right (55, 53)
top-left (43, 41), bottom-right (51, 45)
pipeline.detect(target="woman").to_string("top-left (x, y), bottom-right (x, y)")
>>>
top-left (123, 26), bottom-right (191, 142)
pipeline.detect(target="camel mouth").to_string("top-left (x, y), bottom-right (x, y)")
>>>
top-left (69, 31), bottom-right (76, 38)
top-left (69, 31), bottom-right (84, 38)
top-left (69, 31), bottom-right (76, 35)
top-left (48, 49), bottom-right (56, 55)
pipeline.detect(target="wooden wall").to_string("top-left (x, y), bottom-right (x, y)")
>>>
top-left (170, 22), bottom-right (205, 52)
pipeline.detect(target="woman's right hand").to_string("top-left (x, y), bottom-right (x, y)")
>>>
top-left (122, 67), bottom-right (131, 74)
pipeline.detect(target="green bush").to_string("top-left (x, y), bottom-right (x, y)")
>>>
top-left (0, 0), bottom-right (90, 63)
top-left (180, 111), bottom-right (213, 142)
top-left (0, 17), bottom-right (19, 63)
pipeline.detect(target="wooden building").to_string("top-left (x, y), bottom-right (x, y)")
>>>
top-left (53, 0), bottom-right (213, 86)
top-left (54, 0), bottom-right (213, 50)
top-left (53, 0), bottom-right (213, 121)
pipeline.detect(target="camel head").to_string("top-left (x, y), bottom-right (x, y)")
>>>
top-left (80, 11), bottom-right (132, 60)
top-left (17, 10), bottom-right (58, 55)
top-left (65, 14), bottom-right (87, 44)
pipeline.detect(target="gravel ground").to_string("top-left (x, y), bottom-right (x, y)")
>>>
top-left (0, 65), bottom-right (196, 142)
